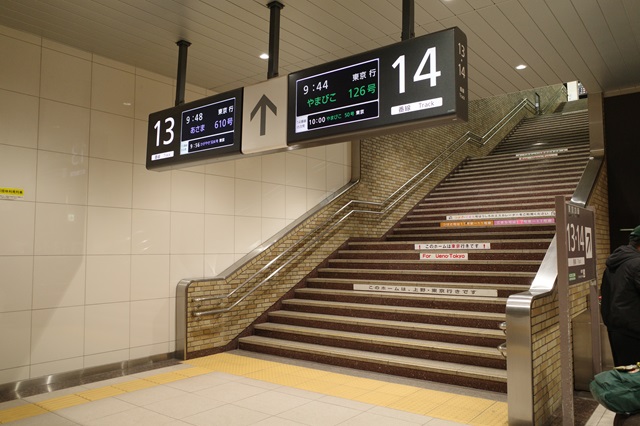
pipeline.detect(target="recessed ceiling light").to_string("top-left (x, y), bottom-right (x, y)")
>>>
top-left (516, 64), bottom-right (527, 70)
top-left (259, 53), bottom-right (269, 60)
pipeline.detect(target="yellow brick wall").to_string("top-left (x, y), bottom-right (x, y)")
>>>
top-left (184, 85), bottom-right (565, 358)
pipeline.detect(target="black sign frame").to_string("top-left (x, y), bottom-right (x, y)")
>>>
top-left (146, 88), bottom-right (243, 171)
top-left (287, 27), bottom-right (467, 146)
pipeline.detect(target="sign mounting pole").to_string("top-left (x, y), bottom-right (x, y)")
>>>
top-left (402, 0), bottom-right (415, 41)
top-left (267, 1), bottom-right (284, 79)
top-left (175, 40), bottom-right (191, 106)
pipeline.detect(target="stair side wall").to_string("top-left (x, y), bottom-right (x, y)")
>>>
top-left (185, 85), bottom-right (566, 358)
top-left (532, 161), bottom-right (610, 425)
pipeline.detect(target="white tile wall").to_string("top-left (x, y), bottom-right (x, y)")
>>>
top-left (34, 203), bottom-right (87, 255)
top-left (0, 89), bottom-right (39, 149)
top-left (0, 256), bottom-right (33, 312)
top-left (90, 110), bottom-right (134, 162)
top-left (38, 99), bottom-right (91, 155)
top-left (0, 311), bottom-right (31, 369)
top-left (85, 255), bottom-right (131, 304)
top-left (131, 210), bottom-right (171, 255)
top-left (36, 150), bottom-right (89, 205)
top-left (40, 46), bottom-right (91, 107)
top-left (0, 144), bottom-right (37, 202)
top-left (0, 33), bottom-right (41, 96)
top-left (31, 307), bottom-right (84, 364)
top-left (0, 25), bottom-right (352, 385)
top-left (33, 256), bottom-right (85, 309)
top-left (1, 201), bottom-right (36, 255)
top-left (84, 302), bottom-right (130, 355)
top-left (91, 63), bottom-right (135, 116)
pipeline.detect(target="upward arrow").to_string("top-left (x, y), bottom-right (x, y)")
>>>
top-left (250, 94), bottom-right (277, 136)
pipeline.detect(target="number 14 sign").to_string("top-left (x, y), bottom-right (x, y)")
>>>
top-left (287, 27), bottom-right (468, 146)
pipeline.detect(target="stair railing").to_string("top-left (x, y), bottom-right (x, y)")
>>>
top-left (176, 93), bottom-right (554, 359)
top-left (192, 98), bottom-right (538, 315)
top-left (505, 153), bottom-right (604, 425)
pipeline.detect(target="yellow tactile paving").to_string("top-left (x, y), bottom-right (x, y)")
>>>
top-left (294, 379), bottom-right (342, 394)
top-left (468, 401), bottom-right (509, 426)
top-left (0, 403), bottom-right (48, 423)
top-left (426, 394), bottom-right (497, 423)
top-left (243, 369), bottom-right (311, 386)
top-left (0, 353), bottom-right (509, 425)
top-left (338, 376), bottom-right (385, 391)
top-left (33, 394), bottom-right (88, 411)
top-left (263, 365), bottom-right (331, 380)
top-left (144, 371), bottom-right (190, 385)
top-left (375, 382), bottom-right (423, 397)
top-left (174, 366), bottom-right (213, 377)
top-left (387, 388), bottom-right (457, 415)
top-left (321, 384), bottom-right (371, 399)
top-left (76, 386), bottom-right (126, 401)
top-left (111, 378), bottom-right (157, 392)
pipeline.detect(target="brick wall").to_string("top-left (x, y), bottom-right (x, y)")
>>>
top-left (531, 160), bottom-right (609, 425)
top-left (185, 85), bottom-right (565, 358)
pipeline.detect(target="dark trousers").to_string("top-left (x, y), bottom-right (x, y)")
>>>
top-left (608, 329), bottom-right (640, 366)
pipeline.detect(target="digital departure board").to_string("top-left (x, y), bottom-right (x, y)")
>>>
top-left (287, 27), bottom-right (467, 146)
top-left (146, 88), bottom-right (243, 170)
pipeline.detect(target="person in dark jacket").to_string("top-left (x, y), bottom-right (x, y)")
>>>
top-left (601, 225), bottom-right (640, 366)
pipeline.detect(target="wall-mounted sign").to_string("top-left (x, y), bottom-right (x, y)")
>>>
top-left (146, 88), bottom-right (243, 170)
top-left (560, 202), bottom-right (597, 284)
top-left (0, 187), bottom-right (24, 199)
top-left (287, 27), bottom-right (467, 146)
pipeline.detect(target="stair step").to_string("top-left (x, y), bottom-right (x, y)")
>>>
top-left (238, 335), bottom-right (507, 392)
top-left (267, 310), bottom-right (505, 346)
top-left (325, 259), bottom-right (541, 274)
top-left (306, 277), bottom-right (529, 292)
top-left (348, 240), bottom-right (552, 252)
top-left (295, 287), bottom-right (508, 311)
top-left (251, 323), bottom-right (506, 368)
top-left (238, 108), bottom-right (588, 393)
top-left (317, 267), bottom-right (535, 282)
top-left (282, 298), bottom-right (506, 324)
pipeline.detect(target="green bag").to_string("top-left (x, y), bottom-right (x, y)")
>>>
top-left (590, 366), bottom-right (640, 414)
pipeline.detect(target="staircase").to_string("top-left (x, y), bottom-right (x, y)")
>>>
top-left (238, 104), bottom-right (590, 393)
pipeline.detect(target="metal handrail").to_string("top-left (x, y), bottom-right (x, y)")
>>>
top-left (192, 97), bottom-right (540, 316)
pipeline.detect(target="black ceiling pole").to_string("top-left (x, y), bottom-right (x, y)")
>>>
top-left (267, 1), bottom-right (284, 79)
top-left (175, 39), bottom-right (191, 106)
top-left (401, 0), bottom-right (415, 41)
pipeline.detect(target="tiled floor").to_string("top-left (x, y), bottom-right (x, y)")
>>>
top-left (0, 351), bottom-right (613, 425)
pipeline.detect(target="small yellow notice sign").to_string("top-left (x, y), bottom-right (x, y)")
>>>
top-left (0, 187), bottom-right (25, 199)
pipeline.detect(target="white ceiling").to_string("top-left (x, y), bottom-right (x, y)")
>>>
top-left (1, 0), bottom-right (639, 100)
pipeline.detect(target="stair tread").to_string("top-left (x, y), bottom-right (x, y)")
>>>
top-left (327, 258), bottom-right (542, 265)
top-left (297, 287), bottom-right (507, 304)
top-left (252, 322), bottom-right (504, 358)
top-left (306, 277), bottom-right (528, 290)
top-left (340, 249), bottom-right (548, 254)
top-left (282, 298), bottom-right (507, 319)
top-left (268, 310), bottom-right (505, 337)
top-left (240, 335), bottom-right (507, 382)
top-left (318, 267), bottom-right (535, 277)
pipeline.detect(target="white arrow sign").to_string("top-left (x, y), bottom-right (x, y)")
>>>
top-left (242, 76), bottom-right (288, 154)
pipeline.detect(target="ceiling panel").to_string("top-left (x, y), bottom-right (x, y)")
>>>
top-left (0, 0), bottom-right (638, 97)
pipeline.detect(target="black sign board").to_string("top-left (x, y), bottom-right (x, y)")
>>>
top-left (287, 27), bottom-right (467, 146)
top-left (146, 88), bottom-right (243, 170)
top-left (556, 198), bottom-right (597, 286)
